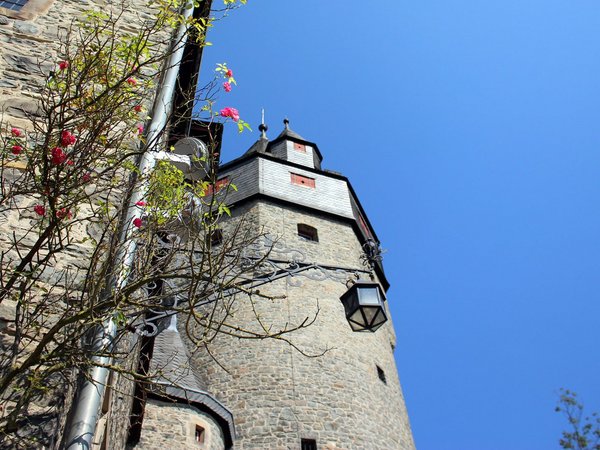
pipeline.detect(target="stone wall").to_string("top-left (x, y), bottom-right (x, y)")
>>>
top-left (132, 400), bottom-right (225, 450)
top-left (0, 0), bottom-right (165, 130)
top-left (188, 199), bottom-right (415, 450)
top-left (0, 1), bottom-right (168, 448)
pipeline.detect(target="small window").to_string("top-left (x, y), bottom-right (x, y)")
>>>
top-left (195, 425), bottom-right (205, 444)
top-left (207, 229), bottom-right (223, 246)
top-left (290, 173), bottom-right (315, 188)
top-left (297, 224), bottom-right (318, 242)
top-left (301, 438), bottom-right (317, 450)
top-left (0, 0), bottom-right (54, 20)
top-left (293, 142), bottom-right (306, 153)
top-left (376, 365), bottom-right (387, 384)
top-left (0, 0), bottom-right (27, 10)
top-left (205, 177), bottom-right (229, 195)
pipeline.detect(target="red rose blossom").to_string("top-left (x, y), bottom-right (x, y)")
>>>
top-left (134, 104), bottom-right (143, 112)
top-left (82, 173), bottom-right (92, 183)
top-left (127, 77), bottom-right (137, 86)
top-left (10, 128), bottom-right (23, 137)
top-left (133, 217), bottom-right (143, 228)
top-left (51, 147), bottom-right (67, 165)
top-left (34, 205), bottom-right (46, 216)
top-left (60, 130), bottom-right (76, 147)
top-left (58, 61), bottom-right (69, 71)
top-left (11, 145), bottom-right (23, 155)
top-left (56, 208), bottom-right (72, 220)
top-left (135, 201), bottom-right (147, 207)
top-left (225, 69), bottom-right (233, 78)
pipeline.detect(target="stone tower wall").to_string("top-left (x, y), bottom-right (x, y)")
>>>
top-left (188, 199), bottom-right (415, 450)
top-left (132, 400), bottom-right (225, 450)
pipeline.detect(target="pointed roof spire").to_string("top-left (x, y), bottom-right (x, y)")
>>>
top-left (276, 117), bottom-right (305, 141)
top-left (258, 108), bottom-right (268, 139)
top-left (244, 109), bottom-right (270, 155)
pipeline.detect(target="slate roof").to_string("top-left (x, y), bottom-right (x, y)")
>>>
top-left (275, 120), bottom-right (306, 141)
top-left (148, 322), bottom-right (236, 447)
top-left (243, 135), bottom-right (269, 156)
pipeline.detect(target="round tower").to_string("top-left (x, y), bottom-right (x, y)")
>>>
top-left (183, 120), bottom-right (415, 449)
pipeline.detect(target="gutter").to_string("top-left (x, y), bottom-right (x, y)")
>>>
top-left (63, 3), bottom-right (198, 448)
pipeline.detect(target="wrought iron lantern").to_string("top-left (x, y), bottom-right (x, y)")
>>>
top-left (340, 281), bottom-right (388, 332)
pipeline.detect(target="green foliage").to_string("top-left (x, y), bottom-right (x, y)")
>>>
top-left (556, 389), bottom-right (600, 450)
top-left (146, 160), bottom-right (190, 224)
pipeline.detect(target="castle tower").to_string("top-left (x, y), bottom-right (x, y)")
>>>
top-left (134, 120), bottom-right (415, 449)
top-left (0, 0), bottom-right (414, 446)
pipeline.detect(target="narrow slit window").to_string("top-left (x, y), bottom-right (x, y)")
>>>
top-left (290, 173), bottom-right (315, 188)
top-left (297, 224), bottom-right (318, 242)
top-left (376, 365), bottom-right (387, 384)
top-left (301, 438), bottom-right (317, 450)
top-left (195, 425), bottom-right (205, 443)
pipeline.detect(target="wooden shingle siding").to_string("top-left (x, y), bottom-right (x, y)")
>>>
top-left (259, 159), bottom-right (354, 218)
top-left (269, 140), bottom-right (287, 159)
top-left (219, 158), bottom-right (260, 205)
top-left (286, 140), bottom-right (316, 169)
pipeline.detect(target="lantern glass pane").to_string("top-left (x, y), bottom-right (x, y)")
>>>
top-left (349, 309), bottom-right (365, 327)
top-left (358, 287), bottom-right (380, 305)
top-left (369, 321), bottom-right (385, 332)
top-left (362, 306), bottom-right (379, 324)
top-left (349, 320), bottom-right (364, 332)
top-left (371, 309), bottom-right (387, 327)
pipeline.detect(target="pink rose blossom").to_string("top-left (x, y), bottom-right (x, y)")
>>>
top-left (34, 205), bottom-right (46, 216)
top-left (136, 124), bottom-right (144, 135)
top-left (51, 147), bottom-right (67, 165)
top-left (220, 107), bottom-right (240, 122)
top-left (11, 128), bottom-right (23, 137)
top-left (60, 130), bottom-right (76, 147)
top-left (135, 200), bottom-right (147, 207)
top-left (11, 145), bottom-right (23, 155)
top-left (223, 82), bottom-right (232, 92)
top-left (225, 69), bottom-right (233, 78)
top-left (58, 61), bottom-right (69, 71)
top-left (133, 217), bottom-right (143, 228)
top-left (56, 208), bottom-right (72, 220)
top-left (127, 77), bottom-right (137, 86)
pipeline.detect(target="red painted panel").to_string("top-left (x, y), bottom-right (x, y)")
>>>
top-left (290, 173), bottom-right (315, 188)
top-left (293, 142), bottom-right (306, 153)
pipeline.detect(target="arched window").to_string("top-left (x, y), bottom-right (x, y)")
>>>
top-left (297, 224), bottom-right (318, 242)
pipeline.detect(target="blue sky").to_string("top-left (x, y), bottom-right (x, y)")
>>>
top-left (200, 1), bottom-right (600, 449)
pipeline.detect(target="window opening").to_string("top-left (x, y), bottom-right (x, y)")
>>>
top-left (206, 177), bottom-right (229, 195)
top-left (301, 438), bottom-right (317, 450)
top-left (195, 425), bottom-right (205, 444)
top-left (0, 0), bottom-right (28, 11)
top-left (297, 224), bottom-right (318, 242)
top-left (207, 229), bottom-right (223, 247)
top-left (376, 365), bottom-right (387, 384)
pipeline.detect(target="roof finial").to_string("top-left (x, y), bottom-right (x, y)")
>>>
top-left (258, 108), bottom-right (268, 139)
top-left (283, 117), bottom-right (290, 129)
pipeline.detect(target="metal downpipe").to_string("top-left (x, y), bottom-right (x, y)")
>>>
top-left (63, 2), bottom-right (196, 448)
